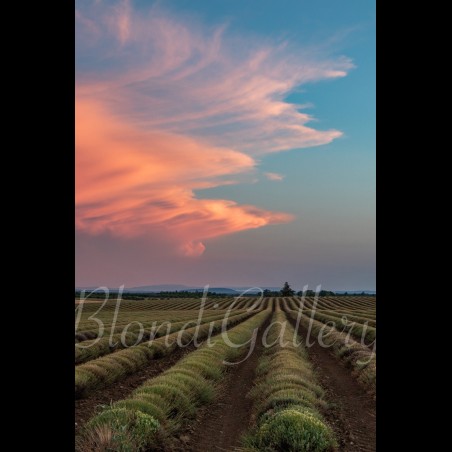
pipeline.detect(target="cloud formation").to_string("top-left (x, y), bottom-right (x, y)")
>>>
top-left (264, 172), bottom-right (285, 181)
top-left (76, 1), bottom-right (352, 255)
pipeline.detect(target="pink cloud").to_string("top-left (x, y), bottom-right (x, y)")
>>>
top-left (114, 0), bottom-right (131, 46)
top-left (76, 98), bottom-right (293, 255)
top-left (264, 172), bottom-right (285, 181)
top-left (75, 3), bottom-right (351, 255)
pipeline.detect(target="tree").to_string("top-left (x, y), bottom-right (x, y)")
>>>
top-left (297, 289), bottom-right (315, 297)
top-left (280, 282), bottom-right (295, 297)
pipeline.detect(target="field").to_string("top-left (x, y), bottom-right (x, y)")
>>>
top-left (75, 296), bottom-right (376, 451)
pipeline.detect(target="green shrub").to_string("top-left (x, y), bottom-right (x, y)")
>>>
top-left (255, 389), bottom-right (319, 419)
top-left (83, 407), bottom-right (160, 451)
top-left (242, 311), bottom-right (336, 451)
top-left (177, 360), bottom-right (223, 380)
top-left (137, 383), bottom-right (195, 418)
top-left (259, 374), bottom-right (324, 398)
top-left (114, 399), bottom-right (167, 424)
top-left (255, 409), bottom-right (335, 451)
top-left (288, 313), bottom-right (376, 396)
top-left (75, 369), bottom-right (98, 398)
top-left (159, 373), bottom-right (214, 404)
top-left (79, 310), bottom-right (271, 451)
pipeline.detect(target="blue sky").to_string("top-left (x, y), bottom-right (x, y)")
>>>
top-left (75, 0), bottom-right (375, 291)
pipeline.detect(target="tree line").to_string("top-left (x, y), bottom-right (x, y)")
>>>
top-left (75, 282), bottom-right (374, 300)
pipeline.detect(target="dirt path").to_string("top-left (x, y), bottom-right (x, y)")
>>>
top-left (287, 316), bottom-right (376, 452)
top-left (176, 317), bottom-right (270, 452)
top-left (75, 344), bottom-right (196, 431)
top-left (307, 341), bottom-right (376, 451)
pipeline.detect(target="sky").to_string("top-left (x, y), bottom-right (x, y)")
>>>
top-left (75, 0), bottom-right (375, 291)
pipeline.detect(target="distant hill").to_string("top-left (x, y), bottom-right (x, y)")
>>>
top-left (76, 284), bottom-right (196, 293)
top-left (125, 286), bottom-right (281, 294)
top-left (125, 285), bottom-right (240, 294)
top-left (75, 285), bottom-right (282, 294)
top-left (125, 284), bottom-right (197, 292)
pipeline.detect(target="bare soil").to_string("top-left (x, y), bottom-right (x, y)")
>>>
top-left (75, 344), bottom-right (196, 431)
top-left (289, 316), bottom-right (376, 452)
top-left (171, 317), bottom-right (270, 452)
top-left (76, 306), bottom-right (376, 452)
top-left (75, 313), bottom-right (254, 430)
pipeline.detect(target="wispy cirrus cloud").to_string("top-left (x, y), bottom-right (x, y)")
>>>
top-left (75, 1), bottom-right (352, 256)
top-left (264, 172), bottom-right (285, 182)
